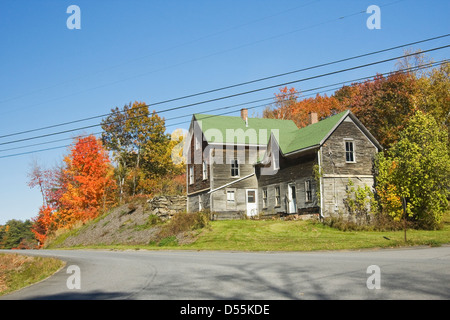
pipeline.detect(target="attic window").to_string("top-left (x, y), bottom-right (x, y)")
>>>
top-left (195, 136), bottom-right (201, 150)
top-left (345, 140), bottom-right (355, 163)
top-left (231, 159), bottom-right (239, 177)
top-left (189, 166), bottom-right (194, 185)
top-left (202, 161), bottom-right (208, 180)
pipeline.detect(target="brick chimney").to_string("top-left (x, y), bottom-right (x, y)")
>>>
top-left (309, 112), bottom-right (318, 125)
top-left (241, 108), bottom-right (248, 121)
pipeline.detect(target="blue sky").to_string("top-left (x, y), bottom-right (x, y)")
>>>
top-left (0, 0), bottom-right (449, 225)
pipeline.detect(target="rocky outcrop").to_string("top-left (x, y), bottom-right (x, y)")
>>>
top-left (147, 195), bottom-right (187, 221)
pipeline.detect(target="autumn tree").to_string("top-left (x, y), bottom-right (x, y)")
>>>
top-left (58, 135), bottom-right (116, 228)
top-left (29, 135), bottom-right (116, 243)
top-left (101, 101), bottom-right (184, 198)
top-left (30, 205), bottom-right (54, 247)
top-left (335, 72), bottom-right (420, 148)
top-left (263, 87), bottom-right (346, 128)
top-left (28, 161), bottom-right (68, 212)
top-left (375, 111), bottom-right (450, 229)
top-left (414, 61), bottom-right (450, 142)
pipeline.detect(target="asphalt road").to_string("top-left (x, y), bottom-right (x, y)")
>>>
top-left (1, 246), bottom-right (449, 300)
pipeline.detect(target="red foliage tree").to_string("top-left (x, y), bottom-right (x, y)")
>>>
top-left (58, 135), bottom-right (116, 228)
top-left (29, 135), bottom-right (116, 244)
top-left (263, 87), bottom-right (346, 128)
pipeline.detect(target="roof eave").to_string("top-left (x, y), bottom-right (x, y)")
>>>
top-left (282, 144), bottom-right (320, 157)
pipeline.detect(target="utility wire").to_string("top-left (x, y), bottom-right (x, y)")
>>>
top-left (0, 59), bottom-right (445, 159)
top-left (0, 44), bottom-right (448, 147)
top-left (1, 33), bottom-right (448, 140)
top-left (0, 0), bottom-right (390, 115)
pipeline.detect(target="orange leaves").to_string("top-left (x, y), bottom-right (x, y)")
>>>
top-left (30, 135), bottom-right (116, 245)
top-left (60, 136), bottom-right (116, 227)
top-left (31, 205), bottom-right (54, 246)
top-left (265, 87), bottom-right (346, 128)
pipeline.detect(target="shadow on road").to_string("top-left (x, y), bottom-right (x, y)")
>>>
top-left (13, 290), bottom-right (128, 300)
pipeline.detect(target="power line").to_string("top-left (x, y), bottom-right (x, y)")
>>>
top-left (2, 33), bottom-right (448, 140)
top-left (1, 49), bottom-right (448, 150)
top-left (2, 44), bottom-right (449, 147)
top-left (0, 59), bottom-right (446, 159)
top-left (0, 0), bottom-right (383, 115)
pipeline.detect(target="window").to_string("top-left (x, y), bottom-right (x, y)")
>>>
top-left (189, 166), bottom-right (194, 185)
top-left (275, 186), bottom-right (281, 207)
top-left (345, 140), bottom-right (355, 162)
top-left (227, 190), bottom-right (235, 204)
top-left (231, 159), bottom-right (239, 177)
top-left (195, 136), bottom-right (201, 150)
top-left (262, 188), bottom-right (268, 208)
top-left (273, 152), bottom-right (279, 171)
top-left (247, 190), bottom-right (255, 203)
top-left (305, 180), bottom-right (312, 202)
top-left (202, 161), bottom-right (208, 180)
top-left (198, 195), bottom-right (203, 211)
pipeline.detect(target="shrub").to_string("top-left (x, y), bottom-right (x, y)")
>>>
top-left (156, 211), bottom-right (210, 242)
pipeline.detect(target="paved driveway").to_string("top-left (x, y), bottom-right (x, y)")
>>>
top-left (1, 246), bottom-right (449, 300)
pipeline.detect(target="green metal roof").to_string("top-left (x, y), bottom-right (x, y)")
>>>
top-left (193, 113), bottom-right (299, 145)
top-left (193, 111), bottom-right (349, 154)
top-left (279, 110), bottom-right (348, 154)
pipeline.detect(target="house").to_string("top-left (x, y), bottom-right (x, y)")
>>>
top-left (185, 108), bottom-right (382, 219)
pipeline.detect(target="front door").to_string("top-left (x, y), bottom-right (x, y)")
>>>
top-left (246, 189), bottom-right (258, 217)
top-left (288, 184), bottom-right (297, 214)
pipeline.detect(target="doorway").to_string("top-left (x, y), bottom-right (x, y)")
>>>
top-left (288, 184), bottom-right (297, 214)
top-left (246, 189), bottom-right (258, 217)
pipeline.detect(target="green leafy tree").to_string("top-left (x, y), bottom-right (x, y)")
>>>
top-left (415, 61), bottom-right (450, 142)
top-left (375, 111), bottom-right (450, 229)
top-left (343, 180), bottom-right (378, 225)
top-left (0, 219), bottom-right (37, 249)
top-left (101, 101), bottom-right (183, 198)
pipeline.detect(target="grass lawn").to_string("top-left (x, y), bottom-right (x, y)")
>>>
top-left (47, 212), bottom-right (450, 252)
top-left (181, 218), bottom-right (450, 251)
top-left (0, 253), bottom-right (65, 296)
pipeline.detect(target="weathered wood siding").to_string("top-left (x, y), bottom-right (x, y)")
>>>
top-left (257, 151), bottom-right (319, 215)
top-left (187, 114), bottom-right (379, 218)
top-left (321, 176), bottom-right (374, 216)
top-left (187, 132), bottom-right (210, 195)
top-left (319, 116), bottom-right (378, 216)
top-left (187, 190), bottom-right (210, 213)
top-left (209, 147), bottom-right (259, 214)
top-left (321, 117), bottom-right (378, 176)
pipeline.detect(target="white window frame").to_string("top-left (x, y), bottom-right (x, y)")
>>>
top-left (231, 159), bottom-right (239, 177)
top-left (226, 190), bottom-right (235, 204)
top-left (273, 152), bottom-right (279, 171)
top-left (275, 186), bottom-right (281, 207)
top-left (189, 166), bottom-right (194, 185)
top-left (198, 195), bottom-right (203, 211)
top-left (195, 136), bottom-right (201, 150)
top-left (202, 161), bottom-right (208, 180)
top-left (344, 139), bottom-right (356, 163)
top-left (305, 180), bottom-right (312, 203)
top-left (262, 188), bottom-right (268, 208)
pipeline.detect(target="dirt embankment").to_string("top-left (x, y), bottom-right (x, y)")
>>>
top-left (51, 196), bottom-right (187, 248)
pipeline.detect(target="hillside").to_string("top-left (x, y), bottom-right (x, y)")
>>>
top-left (48, 196), bottom-right (189, 248)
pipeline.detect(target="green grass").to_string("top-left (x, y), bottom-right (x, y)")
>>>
top-left (46, 211), bottom-right (450, 252)
top-left (181, 218), bottom-right (450, 251)
top-left (58, 216), bottom-right (450, 252)
top-left (0, 253), bottom-right (65, 296)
